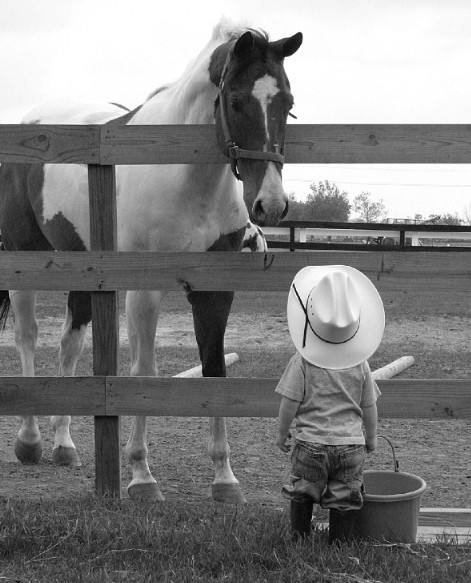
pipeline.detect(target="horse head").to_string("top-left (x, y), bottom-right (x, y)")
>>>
top-left (210, 29), bottom-right (303, 227)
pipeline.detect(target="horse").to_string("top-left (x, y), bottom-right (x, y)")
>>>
top-left (0, 19), bottom-right (302, 503)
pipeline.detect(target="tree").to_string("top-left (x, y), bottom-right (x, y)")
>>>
top-left (305, 180), bottom-right (350, 222)
top-left (352, 192), bottom-right (387, 222)
top-left (462, 204), bottom-right (471, 225)
top-left (436, 212), bottom-right (462, 225)
top-left (285, 192), bottom-right (307, 220)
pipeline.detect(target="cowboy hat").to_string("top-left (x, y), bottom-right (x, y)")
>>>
top-left (287, 265), bottom-right (384, 369)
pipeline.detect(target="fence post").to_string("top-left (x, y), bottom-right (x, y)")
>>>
top-left (88, 164), bottom-right (121, 498)
top-left (289, 226), bottom-right (295, 252)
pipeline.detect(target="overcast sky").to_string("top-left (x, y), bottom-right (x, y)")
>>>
top-left (2, 0), bottom-right (471, 220)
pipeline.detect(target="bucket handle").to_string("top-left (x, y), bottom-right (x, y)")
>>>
top-left (377, 435), bottom-right (399, 472)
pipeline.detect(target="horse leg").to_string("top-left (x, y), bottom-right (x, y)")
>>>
top-left (188, 290), bottom-right (246, 504)
top-left (124, 289), bottom-right (165, 501)
top-left (51, 291), bottom-right (91, 467)
top-left (10, 290), bottom-right (43, 464)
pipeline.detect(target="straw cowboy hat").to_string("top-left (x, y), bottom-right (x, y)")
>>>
top-left (287, 265), bottom-right (385, 369)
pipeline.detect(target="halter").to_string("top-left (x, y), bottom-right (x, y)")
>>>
top-left (217, 49), bottom-right (285, 181)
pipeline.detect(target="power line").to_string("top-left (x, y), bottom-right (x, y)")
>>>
top-left (284, 178), bottom-right (471, 188)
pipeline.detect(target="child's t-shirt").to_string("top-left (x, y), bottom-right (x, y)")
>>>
top-left (275, 353), bottom-right (380, 446)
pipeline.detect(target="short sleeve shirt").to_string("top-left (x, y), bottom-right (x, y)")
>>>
top-left (275, 353), bottom-right (380, 445)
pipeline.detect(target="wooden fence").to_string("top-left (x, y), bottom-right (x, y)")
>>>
top-left (1, 123), bottom-right (471, 539)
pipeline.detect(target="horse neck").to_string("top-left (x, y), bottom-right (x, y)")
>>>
top-left (131, 44), bottom-right (220, 125)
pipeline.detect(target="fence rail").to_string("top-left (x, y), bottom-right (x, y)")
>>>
top-left (1, 123), bottom-right (470, 514)
top-left (0, 377), bottom-right (470, 419)
top-left (1, 250), bottom-right (471, 292)
top-left (2, 124), bottom-right (471, 165)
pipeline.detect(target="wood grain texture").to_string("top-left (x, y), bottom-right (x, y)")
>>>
top-left (1, 124), bottom-right (471, 165)
top-left (88, 165), bottom-right (121, 498)
top-left (283, 124), bottom-right (471, 164)
top-left (100, 125), bottom-right (224, 165)
top-left (105, 377), bottom-right (280, 417)
top-left (0, 377), bottom-right (105, 415)
top-left (419, 508), bottom-right (471, 528)
top-left (1, 250), bottom-right (471, 292)
top-left (0, 124), bottom-right (100, 163)
top-left (105, 378), bottom-right (471, 419)
top-left (1, 377), bottom-right (469, 419)
top-left (97, 123), bottom-right (471, 165)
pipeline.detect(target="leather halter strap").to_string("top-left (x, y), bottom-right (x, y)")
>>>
top-left (217, 49), bottom-right (285, 180)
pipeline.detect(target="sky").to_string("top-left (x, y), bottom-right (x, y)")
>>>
top-left (1, 0), bottom-right (471, 220)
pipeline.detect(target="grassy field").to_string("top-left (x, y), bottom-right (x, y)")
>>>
top-left (1, 495), bottom-right (470, 582)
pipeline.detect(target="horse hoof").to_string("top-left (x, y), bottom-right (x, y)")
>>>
top-left (212, 483), bottom-right (247, 504)
top-left (14, 439), bottom-right (43, 464)
top-left (52, 446), bottom-right (82, 467)
top-left (128, 482), bottom-right (165, 502)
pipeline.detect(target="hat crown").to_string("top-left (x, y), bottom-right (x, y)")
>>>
top-left (307, 272), bottom-right (361, 344)
top-left (287, 264), bottom-right (384, 369)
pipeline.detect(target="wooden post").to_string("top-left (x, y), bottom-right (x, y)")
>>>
top-left (173, 353), bottom-right (239, 378)
top-left (88, 164), bottom-right (121, 498)
top-left (373, 356), bottom-right (415, 380)
top-left (289, 227), bottom-right (295, 252)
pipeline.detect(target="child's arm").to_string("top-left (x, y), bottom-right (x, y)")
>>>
top-left (277, 395), bottom-right (300, 452)
top-left (362, 402), bottom-right (378, 453)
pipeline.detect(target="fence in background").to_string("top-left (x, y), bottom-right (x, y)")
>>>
top-left (0, 123), bottom-right (470, 538)
top-left (263, 221), bottom-right (471, 251)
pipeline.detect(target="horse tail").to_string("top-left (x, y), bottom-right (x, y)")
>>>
top-left (0, 242), bottom-right (11, 330)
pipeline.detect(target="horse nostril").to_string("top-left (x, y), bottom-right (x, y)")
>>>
top-left (253, 199), bottom-right (264, 218)
top-left (281, 200), bottom-right (289, 220)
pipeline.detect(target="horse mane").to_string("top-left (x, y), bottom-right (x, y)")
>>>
top-left (211, 17), bottom-right (269, 45)
top-left (143, 19), bottom-right (269, 107)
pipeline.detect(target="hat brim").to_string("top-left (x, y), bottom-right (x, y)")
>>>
top-left (287, 265), bottom-right (385, 369)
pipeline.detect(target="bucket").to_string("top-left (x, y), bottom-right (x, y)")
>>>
top-left (329, 436), bottom-right (427, 543)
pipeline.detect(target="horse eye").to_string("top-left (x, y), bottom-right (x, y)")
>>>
top-left (230, 97), bottom-right (242, 113)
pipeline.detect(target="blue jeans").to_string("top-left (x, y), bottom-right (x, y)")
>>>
top-left (282, 441), bottom-right (366, 511)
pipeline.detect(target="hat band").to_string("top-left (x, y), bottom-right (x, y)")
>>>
top-left (292, 283), bottom-right (360, 348)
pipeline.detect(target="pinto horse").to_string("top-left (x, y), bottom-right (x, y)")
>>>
top-left (0, 20), bottom-right (302, 503)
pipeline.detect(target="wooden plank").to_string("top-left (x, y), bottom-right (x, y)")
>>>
top-left (105, 378), bottom-right (471, 419)
top-left (0, 376), bottom-right (105, 415)
top-left (88, 165), bottom-right (121, 498)
top-left (100, 125), bottom-right (224, 165)
top-left (420, 508), bottom-right (471, 528)
top-left (377, 380), bottom-right (471, 419)
top-left (0, 124), bottom-right (100, 164)
top-left (105, 377), bottom-right (281, 417)
top-left (1, 123), bottom-right (471, 165)
top-left (1, 250), bottom-right (471, 293)
top-left (0, 377), bottom-right (469, 419)
top-left (99, 123), bottom-right (471, 165)
top-left (417, 509), bottom-right (471, 543)
top-left (283, 124), bottom-right (471, 164)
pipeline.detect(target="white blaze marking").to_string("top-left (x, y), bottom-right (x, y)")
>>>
top-left (251, 75), bottom-right (280, 144)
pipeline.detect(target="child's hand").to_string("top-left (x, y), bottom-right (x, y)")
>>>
top-left (276, 432), bottom-right (291, 453)
top-left (365, 436), bottom-right (377, 453)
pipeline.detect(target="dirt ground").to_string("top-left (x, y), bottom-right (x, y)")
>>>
top-left (1, 295), bottom-right (470, 510)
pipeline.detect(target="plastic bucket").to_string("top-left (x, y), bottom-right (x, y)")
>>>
top-left (329, 436), bottom-right (427, 543)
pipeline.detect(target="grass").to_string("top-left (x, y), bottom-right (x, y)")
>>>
top-left (1, 495), bottom-right (470, 582)
top-left (1, 289), bottom-right (471, 580)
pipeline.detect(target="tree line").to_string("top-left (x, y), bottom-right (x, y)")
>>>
top-left (286, 180), bottom-right (463, 224)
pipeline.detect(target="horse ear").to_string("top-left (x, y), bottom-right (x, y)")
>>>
top-left (233, 31), bottom-right (255, 59)
top-left (278, 32), bottom-right (303, 57)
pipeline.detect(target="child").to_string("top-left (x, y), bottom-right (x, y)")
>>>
top-left (275, 265), bottom-right (385, 539)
